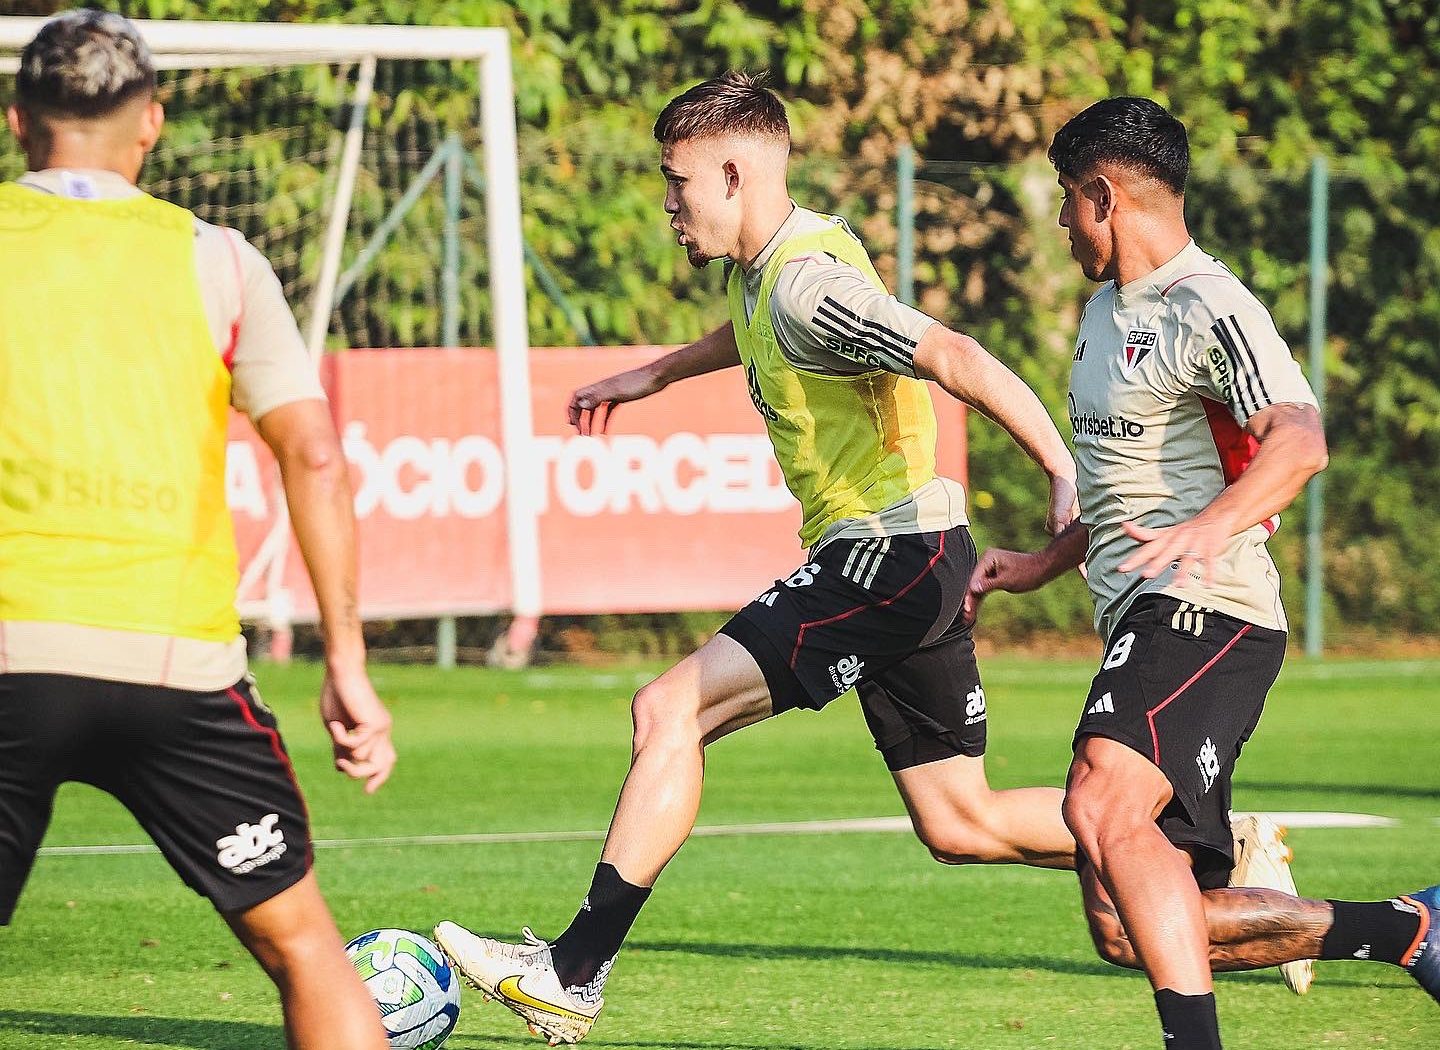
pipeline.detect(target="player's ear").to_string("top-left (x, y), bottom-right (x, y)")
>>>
top-left (1089, 174), bottom-right (1117, 223)
top-left (723, 158), bottom-right (741, 198)
top-left (138, 101), bottom-right (165, 151)
top-left (6, 105), bottom-right (27, 149)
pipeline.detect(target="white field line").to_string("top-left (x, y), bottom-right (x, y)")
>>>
top-left (37, 812), bottom-right (1396, 858)
top-left (1233, 811), bottom-right (1397, 829)
top-left (511, 671), bottom-right (654, 691)
top-left (1273, 660), bottom-right (1439, 681)
top-left (978, 661), bottom-right (1440, 688)
top-left (501, 661), bottom-right (1440, 691)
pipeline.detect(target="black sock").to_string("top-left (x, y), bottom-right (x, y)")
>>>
top-left (1154, 990), bottom-right (1222, 1050)
top-left (550, 863), bottom-right (652, 990)
top-left (1320, 899), bottom-right (1423, 965)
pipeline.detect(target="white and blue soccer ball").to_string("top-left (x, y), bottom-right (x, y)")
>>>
top-left (345, 928), bottom-right (462, 1049)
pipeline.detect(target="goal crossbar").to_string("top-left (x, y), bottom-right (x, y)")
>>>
top-left (0, 19), bottom-right (508, 60)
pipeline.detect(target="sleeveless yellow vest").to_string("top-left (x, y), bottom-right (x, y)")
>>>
top-left (728, 215), bottom-right (938, 547)
top-left (0, 182), bottom-right (240, 641)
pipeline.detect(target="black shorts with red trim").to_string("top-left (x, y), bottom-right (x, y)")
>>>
top-left (719, 525), bottom-right (986, 772)
top-left (0, 673), bottom-right (312, 923)
top-left (1075, 595), bottom-right (1286, 889)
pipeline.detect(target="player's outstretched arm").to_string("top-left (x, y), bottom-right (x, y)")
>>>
top-left (964, 520), bottom-right (1090, 623)
top-left (257, 399), bottom-right (396, 794)
top-left (914, 325), bottom-right (1078, 534)
top-left (1119, 402), bottom-right (1328, 584)
top-left (569, 321), bottom-right (741, 434)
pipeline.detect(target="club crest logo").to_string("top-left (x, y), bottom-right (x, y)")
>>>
top-left (1121, 328), bottom-right (1158, 375)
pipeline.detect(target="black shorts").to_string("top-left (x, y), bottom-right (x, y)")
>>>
top-left (720, 525), bottom-right (985, 772)
top-left (1075, 595), bottom-right (1286, 889)
top-left (0, 673), bottom-right (313, 923)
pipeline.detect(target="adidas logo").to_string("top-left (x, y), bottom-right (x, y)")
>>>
top-left (1087, 692), bottom-right (1115, 716)
top-left (1353, 945), bottom-right (1372, 960)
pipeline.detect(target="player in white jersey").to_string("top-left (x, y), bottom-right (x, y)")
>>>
top-left (966, 97), bottom-right (1439, 1049)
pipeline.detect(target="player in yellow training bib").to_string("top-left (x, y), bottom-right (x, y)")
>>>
top-left (0, 14), bottom-right (394, 1050)
top-left (435, 72), bottom-right (1082, 1044)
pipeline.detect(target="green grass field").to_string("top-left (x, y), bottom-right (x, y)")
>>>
top-left (1, 657), bottom-right (1437, 1049)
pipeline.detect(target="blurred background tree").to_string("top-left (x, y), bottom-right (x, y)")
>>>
top-left (5, 0), bottom-right (1435, 643)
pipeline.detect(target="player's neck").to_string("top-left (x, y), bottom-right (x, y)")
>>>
top-left (1110, 221), bottom-right (1191, 288)
top-left (733, 196), bottom-right (796, 272)
top-left (29, 145), bottom-right (141, 185)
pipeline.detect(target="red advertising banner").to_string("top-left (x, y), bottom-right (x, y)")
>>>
top-left (229, 347), bottom-right (967, 621)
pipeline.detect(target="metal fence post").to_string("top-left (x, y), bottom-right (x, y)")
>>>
top-left (436, 613), bottom-right (458, 670)
top-left (436, 135), bottom-right (464, 669)
top-left (1305, 155), bottom-right (1329, 659)
top-left (897, 144), bottom-right (915, 306)
top-left (442, 133), bottom-right (463, 347)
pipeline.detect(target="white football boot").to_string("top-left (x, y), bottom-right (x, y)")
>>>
top-left (1229, 813), bottom-right (1315, 995)
top-left (434, 921), bottom-right (603, 1045)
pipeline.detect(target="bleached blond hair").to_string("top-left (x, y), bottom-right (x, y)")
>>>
top-left (16, 10), bottom-right (156, 120)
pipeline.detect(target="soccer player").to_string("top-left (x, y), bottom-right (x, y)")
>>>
top-left (433, 70), bottom-right (1085, 1044)
top-left (965, 96), bottom-right (1438, 1049)
top-left (0, 13), bottom-right (395, 1049)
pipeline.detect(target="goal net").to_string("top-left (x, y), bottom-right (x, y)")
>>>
top-left (0, 18), bottom-right (540, 643)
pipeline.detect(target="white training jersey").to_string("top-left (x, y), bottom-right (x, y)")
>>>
top-left (1068, 240), bottom-right (1318, 641)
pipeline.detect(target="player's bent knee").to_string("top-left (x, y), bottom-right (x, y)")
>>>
top-left (1060, 785), bottom-right (1107, 851)
top-left (925, 840), bottom-right (988, 866)
top-left (923, 835), bottom-right (975, 865)
top-left (1063, 751), bottom-right (1149, 847)
top-left (1090, 928), bottom-right (1139, 968)
top-left (630, 681), bottom-right (701, 754)
top-left (1085, 912), bottom-right (1139, 968)
top-left (914, 816), bottom-right (1003, 865)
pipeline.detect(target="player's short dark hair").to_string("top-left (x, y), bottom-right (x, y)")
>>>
top-left (16, 10), bottom-right (156, 121)
top-left (653, 71), bottom-right (790, 147)
top-left (1048, 97), bottom-right (1190, 195)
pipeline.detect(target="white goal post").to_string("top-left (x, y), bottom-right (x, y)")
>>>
top-left (0, 18), bottom-right (544, 643)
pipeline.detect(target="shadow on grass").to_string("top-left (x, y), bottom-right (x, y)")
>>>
top-left (454, 1038), bottom-right (954, 1050)
top-left (628, 939), bottom-right (1401, 990)
top-left (630, 937), bottom-right (1124, 978)
top-left (0, 1010), bottom-right (282, 1048)
top-left (1235, 780), bottom-right (1440, 801)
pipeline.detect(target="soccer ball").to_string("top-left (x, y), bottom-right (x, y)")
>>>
top-left (345, 928), bottom-right (462, 1049)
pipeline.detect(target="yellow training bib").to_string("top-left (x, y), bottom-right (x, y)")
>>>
top-left (728, 215), bottom-right (938, 548)
top-left (0, 182), bottom-right (239, 641)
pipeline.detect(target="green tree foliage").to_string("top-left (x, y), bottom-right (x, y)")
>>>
top-left (4, 0), bottom-right (1435, 638)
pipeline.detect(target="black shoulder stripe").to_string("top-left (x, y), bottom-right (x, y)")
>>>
top-left (819, 295), bottom-right (919, 347)
top-left (1218, 314), bottom-right (1270, 412)
top-left (1208, 319), bottom-right (1249, 414)
top-left (811, 312), bottom-right (912, 369)
top-left (1227, 315), bottom-right (1274, 407)
top-left (814, 302), bottom-right (916, 365)
top-left (814, 301), bottom-right (915, 359)
top-left (1211, 317), bottom-right (1261, 416)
